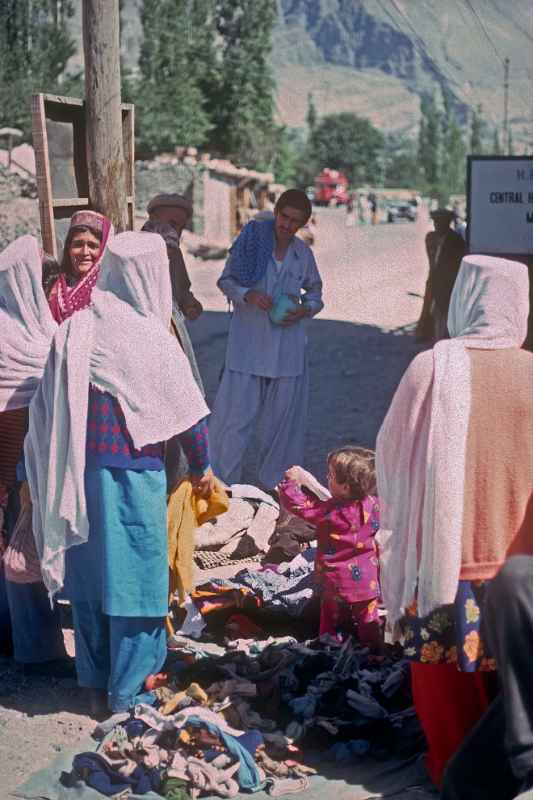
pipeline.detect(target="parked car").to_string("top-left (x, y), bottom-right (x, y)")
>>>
top-left (386, 202), bottom-right (417, 223)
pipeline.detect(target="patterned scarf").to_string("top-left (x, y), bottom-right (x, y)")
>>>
top-left (228, 218), bottom-right (275, 287)
top-left (48, 211), bottom-right (113, 323)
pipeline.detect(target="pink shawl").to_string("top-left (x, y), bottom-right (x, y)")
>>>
top-left (48, 211), bottom-right (113, 323)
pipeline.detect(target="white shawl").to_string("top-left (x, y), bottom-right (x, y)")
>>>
top-left (25, 232), bottom-right (209, 599)
top-left (376, 254), bottom-right (529, 632)
top-left (0, 236), bottom-right (58, 410)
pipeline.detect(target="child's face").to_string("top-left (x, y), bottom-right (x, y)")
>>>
top-left (327, 463), bottom-right (351, 500)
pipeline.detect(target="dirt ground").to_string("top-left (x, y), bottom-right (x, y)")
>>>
top-left (0, 207), bottom-right (430, 795)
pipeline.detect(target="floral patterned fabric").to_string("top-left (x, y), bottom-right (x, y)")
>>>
top-left (401, 580), bottom-right (496, 672)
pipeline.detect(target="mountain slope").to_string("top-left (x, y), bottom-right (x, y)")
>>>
top-left (273, 0), bottom-right (533, 143)
top-left (66, 0), bottom-right (533, 145)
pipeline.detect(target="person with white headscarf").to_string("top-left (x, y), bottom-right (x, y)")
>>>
top-left (25, 231), bottom-right (212, 717)
top-left (0, 235), bottom-right (72, 674)
top-left (376, 254), bottom-right (533, 787)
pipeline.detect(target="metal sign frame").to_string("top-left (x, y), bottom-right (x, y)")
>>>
top-left (467, 155), bottom-right (533, 257)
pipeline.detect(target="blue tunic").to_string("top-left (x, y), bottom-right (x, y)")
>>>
top-left (66, 467), bottom-right (168, 617)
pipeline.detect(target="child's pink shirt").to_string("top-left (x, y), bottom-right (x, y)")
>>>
top-left (278, 478), bottom-right (380, 603)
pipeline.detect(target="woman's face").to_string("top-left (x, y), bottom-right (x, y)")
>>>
top-left (68, 230), bottom-right (101, 276)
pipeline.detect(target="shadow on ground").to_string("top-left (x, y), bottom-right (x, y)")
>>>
top-left (190, 311), bottom-right (426, 484)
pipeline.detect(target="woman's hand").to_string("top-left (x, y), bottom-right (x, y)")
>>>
top-left (191, 468), bottom-right (216, 499)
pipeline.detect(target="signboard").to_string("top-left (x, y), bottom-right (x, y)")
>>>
top-left (467, 156), bottom-right (533, 255)
top-left (32, 93), bottom-right (135, 259)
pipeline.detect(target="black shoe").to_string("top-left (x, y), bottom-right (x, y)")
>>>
top-left (19, 657), bottom-right (76, 679)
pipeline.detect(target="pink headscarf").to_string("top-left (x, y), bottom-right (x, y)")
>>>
top-left (48, 210), bottom-right (113, 323)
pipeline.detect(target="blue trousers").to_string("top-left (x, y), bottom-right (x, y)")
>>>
top-left (72, 601), bottom-right (166, 711)
top-left (68, 467), bottom-right (168, 711)
top-left (1, 485), bottom-right (66, 663)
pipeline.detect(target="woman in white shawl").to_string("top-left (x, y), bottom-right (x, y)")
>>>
top-left (376, 254), bottom-right (533, 786)
top-left (0, 235), bottom-right (73, 674)
top-left (25, 231), bottom-right (212, 717)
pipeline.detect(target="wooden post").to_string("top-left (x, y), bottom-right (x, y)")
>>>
top-left (82, 0), bottom-right (128, 231)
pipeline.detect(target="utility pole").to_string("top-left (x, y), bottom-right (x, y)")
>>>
top-left (503, 56), bottom-right (510, 156)
top-left (82, 0), bottom-right (128, 231)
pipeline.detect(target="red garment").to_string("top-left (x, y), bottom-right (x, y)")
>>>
top-left (47, 213), bottom-right (112, 323)
top-left (410, 661), bottom-right (497, 787)
top-left (319, 595), bottom-right (380, 646)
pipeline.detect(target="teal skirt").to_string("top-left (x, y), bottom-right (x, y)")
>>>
top-left (66, 467), bottom-right (168, 617)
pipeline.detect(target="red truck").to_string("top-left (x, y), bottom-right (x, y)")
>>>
top-left (313, 168), bottom-right (349, 206)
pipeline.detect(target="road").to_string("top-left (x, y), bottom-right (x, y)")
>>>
top-left (187, 205), bottom-right (431, 482)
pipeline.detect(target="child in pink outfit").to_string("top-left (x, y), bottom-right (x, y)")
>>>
top-left (278, 447), bottom-right (381, 648)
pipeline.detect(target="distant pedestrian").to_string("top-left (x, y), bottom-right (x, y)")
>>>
top-left (209, 189), bottom-right (323, 491)
top-left (358, 194), bottom-right (368, 224)
top-left (368, 193), bottom-right (378, 225)
top-left (416, 208), bottom-right (466, 342)
top-left (279, 448), bottom-right (381, 649)
top-left (345, 193), bottom-right (355, 227)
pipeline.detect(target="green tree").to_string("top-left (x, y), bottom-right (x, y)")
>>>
top-left (0, 1), bottom-right (76, 138)
top-left (306, 93), bottom-right (317, 132)
top-left (270, 127), bottom-right (306, 185)
top-left (307, 112), bottom-right (384, 185)
top-left (441, 98), bottom-right (466, 201)
top-left (134, 0), bottom-right (214, 157)
top-left (418, 94), bottom-right (441, 191)
top-left (384, 140), bottom-right (422, 188)
top-left (491, 128), bottom-right (502, 155)
top-left (470, 104), bottom-right (484, 154)
top-left (205, 0), bottom-right (277, 169)
top-left (508, 129), bottom-right (514, 156)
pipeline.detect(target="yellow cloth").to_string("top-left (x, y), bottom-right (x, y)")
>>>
top-left (166, 478), bottom-right (229, 633)
top-left (160, 682), bottom-right (208, 716)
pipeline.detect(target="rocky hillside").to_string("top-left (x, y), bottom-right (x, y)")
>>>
top-left (67, 0), bottom-right (533, 144)
top-left (274, 0), bottom-right (533, 144)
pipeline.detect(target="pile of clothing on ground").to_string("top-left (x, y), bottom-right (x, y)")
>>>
top-left (190, 549), bottom-right (317, 627)
top-left (193, 484), bottom-right (320, 575)
top-left (69, 636), bottom-right (424, 798)
top-left (170, 483), bottom-right (322, 642)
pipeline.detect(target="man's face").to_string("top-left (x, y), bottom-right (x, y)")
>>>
top-left (152, 206), bottom-right (190, 236)
top-left (274, 205), bottom-right (308, 244)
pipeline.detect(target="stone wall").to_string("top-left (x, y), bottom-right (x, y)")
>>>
top-left (135, 160), bottom-right (205, 235)
top-left (202, 172), bottom-right (234, 245)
